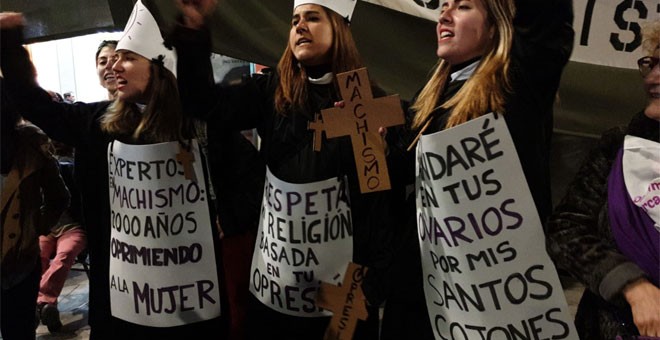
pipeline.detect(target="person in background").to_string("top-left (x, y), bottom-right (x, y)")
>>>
top-left (0, 2), bottom-right (230, 338)
top-left (36, 39), bottom-right (119, 333)
top-left (62, 92), bottom-right (75, 103)
top-left (173, 0), bottom-right (396, 339)
top-left (95, 40), bottom-right (118, 100)
top-left (381, 0), bottom-right (574, 338)
top-left (35, 90), bottom-right (87, 333)
top-left (1, 76), bottom-right (70, 340)
top-left (546, 20), bottom-right (660, 339)
top-left (47, 90), bottom-right (64, 103)
top-left (37, 40), bottom-right (117, 333)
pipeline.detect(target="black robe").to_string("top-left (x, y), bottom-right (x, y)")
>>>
top-left (173, 26), bottom-right (397, 340)
top-left (1, 27), bottom-right (230, 340)
top-left (381, 0), bottom-right (575, 338)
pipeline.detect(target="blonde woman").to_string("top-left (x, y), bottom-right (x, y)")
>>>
top-left (174, 0), bottom-right (395, 339)
top-left (382, 0), bottom-right (574, 338)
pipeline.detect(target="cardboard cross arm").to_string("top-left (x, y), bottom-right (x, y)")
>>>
top-left (308, 68), bottom-right (405, 193)
top-left (316, 262), bottom-right (369, 340)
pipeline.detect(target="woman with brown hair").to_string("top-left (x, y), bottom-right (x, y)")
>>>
top-left (95, 40), bottom-right (119, 100)
top-left (173, 0), bottom-right (396, 339)
top-left (0, 2), bottom-right (230, 338)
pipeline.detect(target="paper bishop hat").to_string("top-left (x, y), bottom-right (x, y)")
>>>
top-left (116, 0), bottom-right (177, 77)
top-left (294, 0), bottom-right (357, 22)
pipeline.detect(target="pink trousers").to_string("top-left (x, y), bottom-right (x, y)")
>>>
top-left (38, 227), bottom-right (87, 305)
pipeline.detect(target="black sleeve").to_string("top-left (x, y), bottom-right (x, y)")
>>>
top-left (170, 23), bottom-right (268, 236)
top-left (0, 27), bottom-right (106, 147)
top-left (170, 23), bottom-right (274, 132)
top-left (513, 0), bottom-right (574, 64)
top-left (169, 24), bottom-right (217, 121)
top-left (208, 131), bottom-right (265, 237)
top-left (509, 0), bottom-right (575, 111)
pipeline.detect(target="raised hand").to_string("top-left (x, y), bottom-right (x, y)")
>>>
top-left (175, 0), bottom-right (218, 30)
top-left (623, 278), bottom-right (660, 337)
top-left (0, 12), bottom-right (25, 30)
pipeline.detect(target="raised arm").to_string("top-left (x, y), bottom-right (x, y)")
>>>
top-left (169, 2), bottom-right (274, 132)
top-left (513, 0), bottom-right (574, 64)
top-left (0, 13), bottom-right (107, 146)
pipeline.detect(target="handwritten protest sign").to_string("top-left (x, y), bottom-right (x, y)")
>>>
top-left (316, 262), bottom-right (369, 340)
top-left (107, 140), bottom-right (220, 327)
top-left (308, 68), bottom-right (404, 193)
top-left (249, 167), bottom-right (353, 317)
top-left (415, 114), bottom-right (578, 339)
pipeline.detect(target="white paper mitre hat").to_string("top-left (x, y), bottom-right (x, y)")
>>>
top-left (116, 0), bottom-right (177, 77)
top-left (294, 0), bottom-right (357, 22)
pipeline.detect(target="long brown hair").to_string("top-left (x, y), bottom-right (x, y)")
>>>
top-left (101, 62), bottom-right (192, 143)
top-left (411, 0), bottom-right (516, 131)
top-left (274, 6), bottom-right (363, 115)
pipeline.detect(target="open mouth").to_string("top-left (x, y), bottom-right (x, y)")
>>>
top-left (297, 38), bottom-right (311, 45)
top-left (116, 77), bottom-right (127, 89)
top-left (439, 30), bottom-right (454, 39)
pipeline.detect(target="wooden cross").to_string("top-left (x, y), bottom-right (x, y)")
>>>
top-left (309, 112), bottom-right (326, 152)
top-left (176, 144), bottom-right (196, 181)
top-left (308, 68), bottom-right (404, 193)
top-left (316, 262), bottom-right (369, 340)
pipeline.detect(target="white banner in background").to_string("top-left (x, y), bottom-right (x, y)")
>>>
top-left (107, 140), bottom-right (220, 327)
top-left (363, 0), bottom-right (659, 69)
top-left (572, 0), bottom-right (658, 68)
top-left (363, 0), bottom-right (438, 21)
top-left (415, 114), bottom-right (578, 340)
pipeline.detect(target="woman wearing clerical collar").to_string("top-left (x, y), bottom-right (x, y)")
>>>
top-left (382, 0), bottom-right (574, 338)
top-left (173, 0), bottom-right (395, 339)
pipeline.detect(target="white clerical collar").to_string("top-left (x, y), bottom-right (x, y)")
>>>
top-left (308, 72), bottom-right (334, 85)
top-left (450, 60), bottom-right (480, 82)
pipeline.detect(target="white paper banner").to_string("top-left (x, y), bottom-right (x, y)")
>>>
top-left (416, 114), bottom-right (578, 339)
top-left (250, 167), bottom-right (353, 317)
top-left (363, 0), bottom-right (438, 21)
top-left (362, 0), bottom-right (659, 69)
top-left (623, 135), bottom-right (660, 231)
top-left (572, 0), bottom-right (658, 69)
top-left (107, 140), bottom-right (220, 327)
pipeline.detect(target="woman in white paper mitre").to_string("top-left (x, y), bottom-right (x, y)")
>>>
top-left (0, 2), bottom-right (230, 338)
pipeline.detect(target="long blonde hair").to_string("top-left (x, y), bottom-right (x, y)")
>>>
top-left (101, 63), bottom-right (191, 143)
top-left (274, 6), bottom-right (363, 115)
top-left (411, 0), bottom-right (516, 130)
